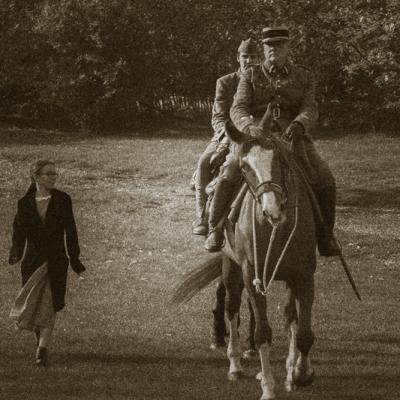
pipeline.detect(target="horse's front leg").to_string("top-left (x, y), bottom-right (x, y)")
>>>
top-left (227, 313), bottom-right (242, 380)
top-left (242, 297), bottom-right (258, 359)
top-left (246, 276), bottom-right (275, 399)
top-left (284, 283), bottom-right (298, 392)
top-left (222, 256), bottom-right (243, 381)
top-left (293, 274), bottom-right (315, 387)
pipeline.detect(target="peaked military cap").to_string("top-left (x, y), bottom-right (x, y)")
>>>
top-left (237, 38), bottom-right (259, 54)
top-left (261, 26), bottom-right (291, 43)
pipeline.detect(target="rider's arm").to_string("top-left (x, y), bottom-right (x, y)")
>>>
top-left (211, 76), bottom-right (232, 140)
top-left (229, 69), bottom-right (254, 133)
top-left (293, 69), bottom-right (319, 134)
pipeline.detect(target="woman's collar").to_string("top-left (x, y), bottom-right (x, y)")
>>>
top-left (35, 183), bottom-right (51, 200)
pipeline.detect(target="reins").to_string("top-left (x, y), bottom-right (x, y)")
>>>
top-left (252, 192), bottom-right (299, 296)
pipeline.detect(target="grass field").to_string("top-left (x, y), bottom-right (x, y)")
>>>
top-left (0, 124), bottom-right (399, 400)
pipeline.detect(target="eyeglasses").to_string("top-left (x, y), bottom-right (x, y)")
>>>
top-left (39, 172), bottom-right (58, 177)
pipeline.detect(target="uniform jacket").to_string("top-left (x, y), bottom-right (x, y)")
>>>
top-left (9, 184), bottom-right (85, 312)
top-left (211, 70), bottom-right (241, 141)
top-left (230, 62), bottom-right (318, 137)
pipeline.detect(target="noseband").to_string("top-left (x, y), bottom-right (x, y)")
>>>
top-left (240, 165), bottom-right (287, 206)
top-left (254, 181), bottom-right (285, 201)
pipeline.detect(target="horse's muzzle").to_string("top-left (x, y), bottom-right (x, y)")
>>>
top-left (264, 210), bottom-right (286, 227)
top-left (261, 192), bottom-right (286, 226)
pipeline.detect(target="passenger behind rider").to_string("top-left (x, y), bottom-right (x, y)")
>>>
top-left (192, 38), bottom-right (260, 236)
top-left (192, 39), bottom-right (260, 351)
top-left (204, 26), bottom-right (340, 257)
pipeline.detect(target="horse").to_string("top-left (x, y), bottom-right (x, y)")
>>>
top-left (173, 122), bottom-right (317, 400)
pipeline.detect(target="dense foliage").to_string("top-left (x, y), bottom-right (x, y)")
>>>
top-left (0, 0), bottom-right (399, 131)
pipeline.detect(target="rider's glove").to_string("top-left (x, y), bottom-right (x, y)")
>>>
top-left (284, 121), bottom-right (304, 142)
top-left (244, 125), bottom-right (263, 140)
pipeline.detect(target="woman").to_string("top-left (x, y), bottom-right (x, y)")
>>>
top-left (9, 159), bottom-right (86, 366)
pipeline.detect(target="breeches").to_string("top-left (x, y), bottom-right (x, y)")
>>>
top-left (195, 139), bottom-right (218, 190)
top-left (218, 149), bottom-right (241, 183)
top-left (304, 142), bottom-right (335, 189)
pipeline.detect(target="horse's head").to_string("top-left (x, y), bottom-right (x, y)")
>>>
top-left (226, 120), bottom-right (287, 226)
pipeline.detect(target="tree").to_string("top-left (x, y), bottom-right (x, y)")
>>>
top-left (0, 0), bottom-right (399, 131)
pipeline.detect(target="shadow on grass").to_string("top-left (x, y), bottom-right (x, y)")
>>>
top-left (2, 343), bottom-right (400, 400)
top-left (316, 374), bottom-right (400, 400)
top-left (60, 351), bottom-right (228, 367)
top-left (51, 349), bottom-right (400, 400)
top-left (0, 127), bottom-right (94, 145)
top-left (357, 334), bottom-right (400, 346)
top-left (0, 120), bottom-right (212, 145)
top-left (339, 187), bottom-right (400, 209)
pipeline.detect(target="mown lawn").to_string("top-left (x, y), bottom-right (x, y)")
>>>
top-left (0, 125), bottom-right (399, 400)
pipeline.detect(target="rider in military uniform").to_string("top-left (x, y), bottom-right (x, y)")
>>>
top-left (204, 26), bottom-right (340, 257)
top-left (192, 38), bottom-right (259, 235)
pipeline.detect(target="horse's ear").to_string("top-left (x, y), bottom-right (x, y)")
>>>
top-left (225, 120), bottom-right (245, 144)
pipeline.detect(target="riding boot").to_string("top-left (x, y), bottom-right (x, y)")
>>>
top-left (315, 185), bottom-right (341, 257)
top-left (204, 180), bottom-right (234, 252)
top-left (192, 189), bottom-right (208, 235)
top-left (210, 279), bottom-right (227, 349)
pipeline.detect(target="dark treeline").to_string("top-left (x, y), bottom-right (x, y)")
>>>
top-left (0, 0), bottom-right (399, 132)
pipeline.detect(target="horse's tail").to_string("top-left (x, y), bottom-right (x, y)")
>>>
top-left (171, 254), bottom-right (223, 305)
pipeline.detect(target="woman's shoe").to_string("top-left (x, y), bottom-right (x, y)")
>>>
top-left (35, 347), bottom-right (48, 367)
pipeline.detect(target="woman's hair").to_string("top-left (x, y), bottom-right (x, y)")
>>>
top-left (30, 159), bottom-right (55, 182)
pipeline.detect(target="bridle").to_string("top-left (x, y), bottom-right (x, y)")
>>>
top-left (239, 138), bottom-right (299, 296)
top-left (239, 139), bottom-right (288, 209)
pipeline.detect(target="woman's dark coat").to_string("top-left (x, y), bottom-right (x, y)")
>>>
top-left (9, 185), bottom-right (85, 312)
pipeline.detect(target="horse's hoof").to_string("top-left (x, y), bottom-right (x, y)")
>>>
top-left (294, 368), bottom-right (315, 387)
top-left (260, 394), bottom-right (276, 400)
top-left (227, 371), bottom-right (243, 382)
top-left (243, 348), bottom-right (258, 359)
top-left (284, 380), bottom-right (297, 392)
top-left (258, 375), bottom-right (276, 399)
top-left (260, 387), bottom-right (276, 400)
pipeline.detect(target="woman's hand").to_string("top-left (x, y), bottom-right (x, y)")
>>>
top-left (70, 259), bottom-right (86, 274)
